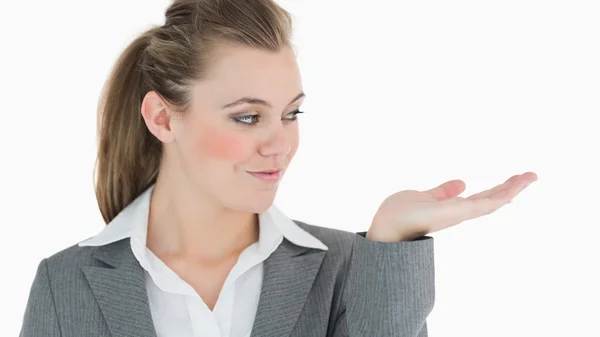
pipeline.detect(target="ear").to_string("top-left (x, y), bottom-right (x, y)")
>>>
top-left (141, 91), bottom-right (177, 143)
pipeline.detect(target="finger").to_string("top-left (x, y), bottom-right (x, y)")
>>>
top-left (424, 179), bottom-right (466, 201)
top-left (467, 174), bottom-right (536, 218)
top-left (433, 172), bottom-right (538, 231)
top-left (422, 197), bottom-right (493, 230)
top-left (442, 196), bottom-right (506, 226)
top-left (466, 174), bottom-right (521, 200)
top-left (489, 172), bottom-right (538, 201)
top-left (466, 172), bottom-right (537, 201)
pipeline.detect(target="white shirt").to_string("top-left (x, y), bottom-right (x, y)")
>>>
top-left (78, 184), bottom-right (328, 337)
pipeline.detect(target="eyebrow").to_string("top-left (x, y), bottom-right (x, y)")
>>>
top-left (221, 92), bottom-right (305, 109)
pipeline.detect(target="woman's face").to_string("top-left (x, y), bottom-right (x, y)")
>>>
top-left (167, 44), bottom-right (303, 213)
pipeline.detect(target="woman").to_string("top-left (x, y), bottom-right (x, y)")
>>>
top-left (20, 0), bottom-right (537, 336)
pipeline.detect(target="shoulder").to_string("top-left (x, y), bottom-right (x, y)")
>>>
top-left (45, 241), bottom-right (96, 266)
top-left (36, 239), bottom-right (111, 283)
top-left (23, 240), bottom-right (103, 311)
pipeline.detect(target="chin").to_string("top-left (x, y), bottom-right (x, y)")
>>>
top-left (246, 203), bottom-right (274, 214)
top-left (249, 196), bottom-right (277, 213)
top-left (234, 191), bottom-right (277, 214)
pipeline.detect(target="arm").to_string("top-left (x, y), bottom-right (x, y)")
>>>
top-left (332, 232), bottom-right (434, 336)
top-left (20, 259), bottom-right (62, 337)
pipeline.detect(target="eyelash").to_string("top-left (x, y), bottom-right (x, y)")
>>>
top-left (233, 109), bottom-right (305, 126)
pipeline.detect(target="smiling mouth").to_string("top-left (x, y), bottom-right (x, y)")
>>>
top-left (247, 170), bottom-right (282, 182)
top-left (248, 169), bottom-right (282, 174)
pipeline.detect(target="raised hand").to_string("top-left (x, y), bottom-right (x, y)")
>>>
top-left (366, 172), bottom-right (538, 242)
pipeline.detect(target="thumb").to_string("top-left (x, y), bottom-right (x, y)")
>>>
top-left (424, 179), bottom-right (466, 201)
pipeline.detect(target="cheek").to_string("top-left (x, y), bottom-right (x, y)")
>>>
top-left (196, 128), bottom-right (251, 162)
top-left (288, 127), bottom-right (300, 157)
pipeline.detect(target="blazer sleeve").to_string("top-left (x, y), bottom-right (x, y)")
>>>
top-left (20, 259), bottom-right (62, 337)
top-left (331, 232), bottom-right (435, 337)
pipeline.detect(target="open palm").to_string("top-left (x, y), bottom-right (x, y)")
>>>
top-left (367, 172), bottom-right (538, 241)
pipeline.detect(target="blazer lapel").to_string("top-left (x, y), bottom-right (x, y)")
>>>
top-left (82, 238), bottom-right (157, 337)
top-left (250, 238), bottom-right (327, 337)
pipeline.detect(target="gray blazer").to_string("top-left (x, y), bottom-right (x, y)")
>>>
top-left (20, 220), bottom-right (435, 337)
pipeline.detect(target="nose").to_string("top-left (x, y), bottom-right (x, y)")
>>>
top-left (259, 123), bottom-right (291, 157)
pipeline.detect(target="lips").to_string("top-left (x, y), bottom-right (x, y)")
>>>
top-left (249, 168), bottom-right (281, 174)
top-left (247, 169), bottom-right (282, 182)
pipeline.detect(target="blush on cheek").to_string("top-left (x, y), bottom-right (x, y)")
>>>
top-left (196, 128), bottom-right (250, 163)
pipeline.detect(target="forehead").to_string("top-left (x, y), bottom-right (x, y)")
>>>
top-left (194, 44), bottom-right (303, 106)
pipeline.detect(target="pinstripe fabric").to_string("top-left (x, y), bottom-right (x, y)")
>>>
top-left (20, 220), bottom-right (434, 337)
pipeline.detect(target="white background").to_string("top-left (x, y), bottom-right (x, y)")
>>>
top-left (1, 0), bottom-right (599, 335)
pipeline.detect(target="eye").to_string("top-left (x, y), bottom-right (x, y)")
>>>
top-left (233, 114), bottom-right (260, 125)
top-left (232, 109), bottom-right (305, 126)
top-left (284, 109), bottom-right (305, 121)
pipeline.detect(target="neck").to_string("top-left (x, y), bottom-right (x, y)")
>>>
top-left (146, 175), bottom-right (259, 262)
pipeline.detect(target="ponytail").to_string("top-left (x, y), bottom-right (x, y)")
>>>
top-left (94, 28), bottom-right (162, 224)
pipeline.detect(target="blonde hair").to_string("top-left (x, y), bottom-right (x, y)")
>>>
top-left (94, 0), bottom-right (293, 224)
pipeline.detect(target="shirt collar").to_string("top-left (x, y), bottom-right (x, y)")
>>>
top-left (78, 184), bottom-right (328, 251)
